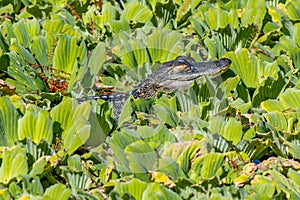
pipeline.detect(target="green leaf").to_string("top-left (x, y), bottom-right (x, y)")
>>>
top-left (68, 155), bottom-right (83, 173)
top-left (263, 112), bottom-right (288, 132)
top-left (230, 98), bottom-right (252, 114)
top-left (142, 182), bottom-right (181, 200)
top-left (53, 34), bottom-right (87, 74)
top-left (288, 48), bottom-right (300, 71)
top-left (125, 140), bottom-right (157, 173)
top-left (47, 0), bottom-right (67, 7)
top-left (211, 133), bottom-right (233, 153)
top-left (204, 34), bottom-right (227, 59)
top-left (140, 124), bottom-right (175, 143)
top-left (82, 3), bottom-right (117, 28)
top-left (44, 183), bottom-right (72, 200)
top-left (6, 62), bottom-right (43, 93)
top-left (0, 145), bottom-right (28, 184)
top-left (287, 169), bottom-right (300, 187)
top-left (113, 178), bottom-right (147, 200)
top-left (29, 157), bottom-right (48, 177)
top-left (85, 42), bottom-right (106, 87)
top-left (286, 0), bottom-right (300, 21)
top-left (30, 35), bottom-right (48, 66)
top-left (119, 38), bottom-right (150, 70)
top-left (241, 7), bottom-right (266, 28)
top-left (176, 0), bottom-right (192, 25)
top-left (279, 88), bottom-right (300, 110)
top-left (21, 137), bottom-right (53, 163)
top-left (252, 73), bottom-right (287, 107)
top-left (66, 172), bottom-right (92, 192)
top-left (238, 139), bottom-right (269, 159)
top-left (285, 141), bottom-right (300, 160)
top-left (107, 130), bottom-right (138, 172)
top-left (200, 152), bottom-right (224, 180)
top-left (18, 105), bottom-right (53, 144)
top-left (154, 98), bottom-right (179, 127)
top-left (0, 29), bottom-right (9, 53)
top-left (50, 98), bottom-right (92, 155)
top-left (209, 116), bottom-right (225, 134)
top-left (263, 22), bottom-right (281, 34)
top-left (221, 118), bottom-right (243, 145)
top-left (146, 29), bottom-right (183, 62)
top-left (175, 91), bottom-right (194, 113)
top-left (198, 7), bottom-right (239, 30)
top-left (51, 97), bottom-right (89, 133)
top-left (64, 121), bottom-right (90, 156)
top-left (0, 187), bottom-right (11, 199)
top-left (20, 176), bottom-right (44, 196)
top-left (226, 49), bottom-right (260, 88)
top-left (0, 97), bottom-right (19, 146)
top-left (177, 141), bottom-right (204, 174)
top-left (261, 99), bottom-right (286, 112)
top-left (85, 101), bottom-right (113, 146)
top-left (268, 170), bottom-right (300, 198)
top-left (157, 158), bottom-right (187, 179)
top-left (10, 43), bottom-right (37, 64)
top-left (69, 42), bottom-right (107, 91)
top-left (251, 175), bottom-right (275, 198)
top-left (121, 2), bottom-right (153, 23)
top-left (13, 19), bottom-right (40, 48)
top-left (293, 23), bottom-right (300, 47)
top-left (110, 19), bottom-right (131, 33)
top-left (118, 97), bottom-right (135, 127)
top-left (152, 0), bottom-right (176, 28)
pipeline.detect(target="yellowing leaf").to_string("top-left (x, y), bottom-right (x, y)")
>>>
top-left (151, 171), bottom-right (175, 187)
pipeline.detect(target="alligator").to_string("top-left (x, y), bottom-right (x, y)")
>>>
top-left (77, 56), bottom-right (231, 118)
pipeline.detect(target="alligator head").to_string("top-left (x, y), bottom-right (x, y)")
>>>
top-left (132, 56), bottom-right (231, 98)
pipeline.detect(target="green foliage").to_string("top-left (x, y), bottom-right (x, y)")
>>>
top-left (0, 146), bottom-right (28, 184)
top-left (0, 0), bottom-right (300, 199)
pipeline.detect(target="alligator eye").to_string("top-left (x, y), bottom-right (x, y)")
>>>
top-left (219, 58), bottom-right (232, 66)
top-left (172, 64), bottom-right (189, 72)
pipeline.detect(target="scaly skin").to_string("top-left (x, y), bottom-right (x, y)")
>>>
top-left (77, 56), bottom-right (231, 118)
top-left (131, 56), bottom-right (231, 98)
